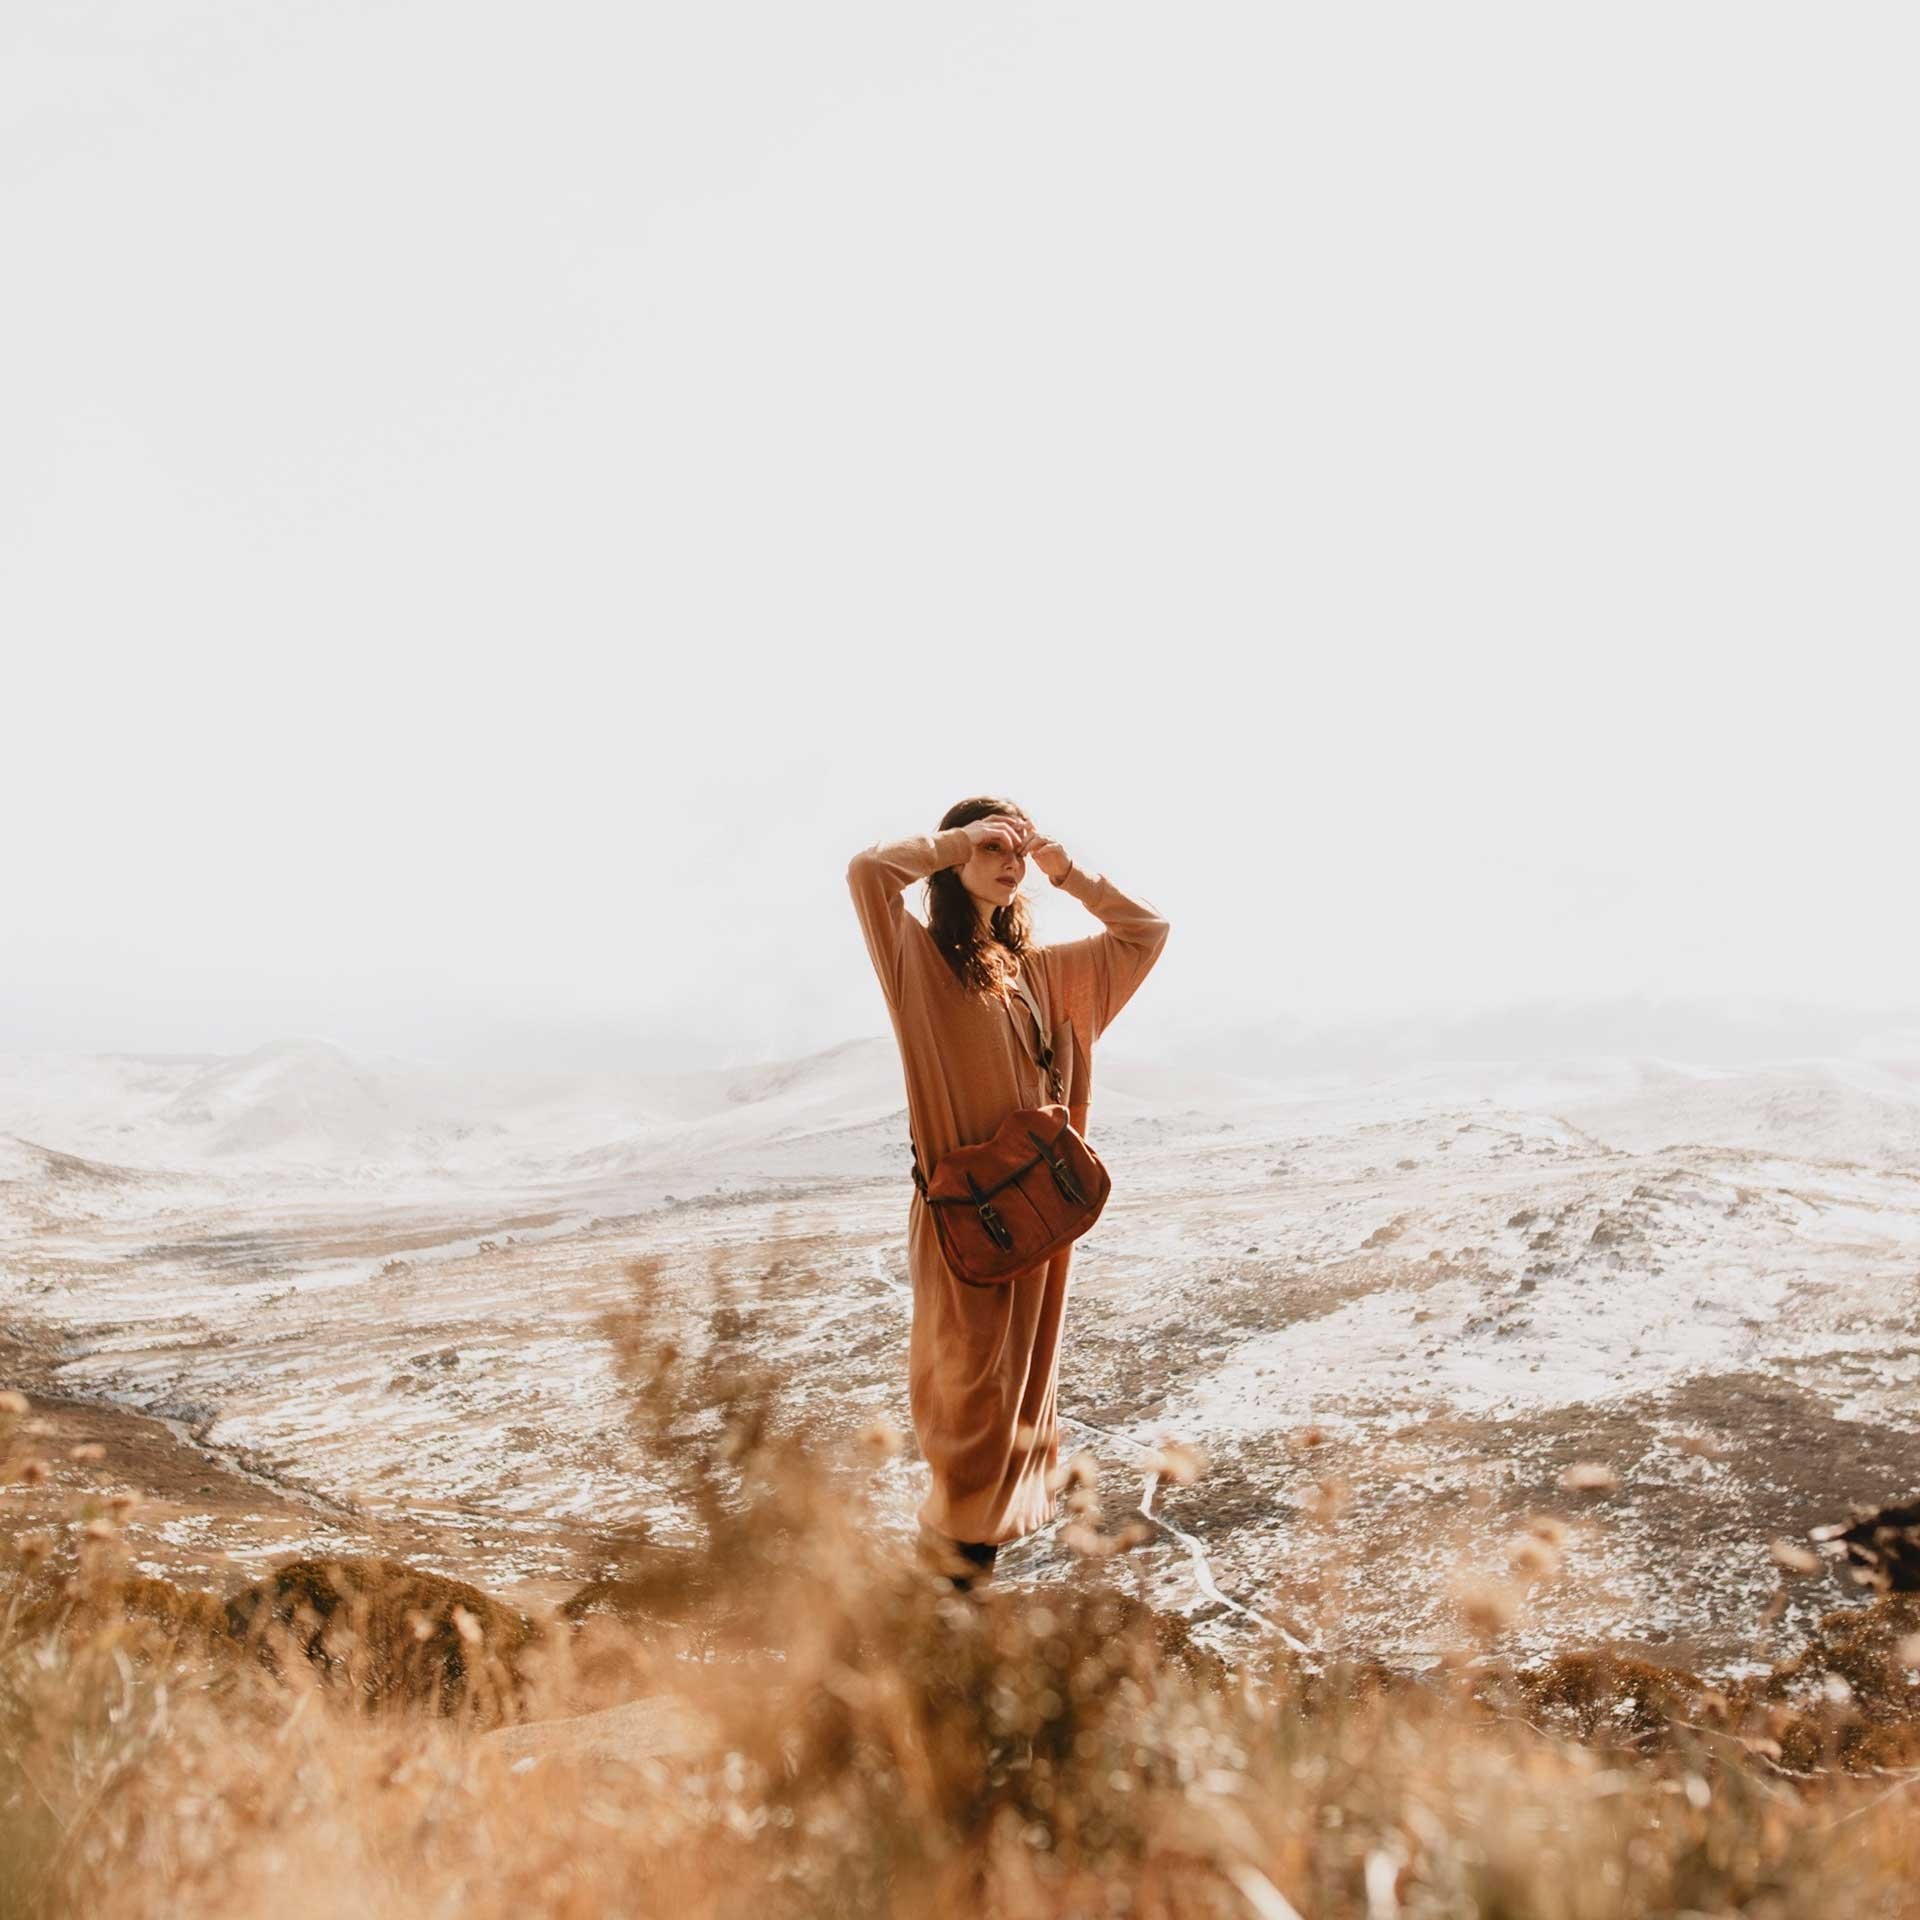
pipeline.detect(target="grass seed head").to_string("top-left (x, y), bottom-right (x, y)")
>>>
top-left (1303, 1475), bottom-right (1351, 1526)
top-left (1769, 1538), bottom-right (1821, 1576)
top-left (1508, 1536), bottom-right (1562, 1582)
top-left (1559, 1461), bottom-right (1618, 1493)
top-left (1456, 1580), bottom-right (1516, 1643)
top-left (1047, 1451), bottom-right (1098, 1496)
top-left (1145, 1438), bottom-right (1205, 1485)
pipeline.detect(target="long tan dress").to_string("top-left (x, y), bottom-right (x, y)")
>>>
top-left (846, 827), bottom-right (1171, 1547)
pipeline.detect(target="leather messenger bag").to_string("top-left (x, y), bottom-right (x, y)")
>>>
top-left (908, 969), bottom-right (1111, 1288)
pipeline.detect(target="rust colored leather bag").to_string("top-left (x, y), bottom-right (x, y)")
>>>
top-left (908, 969), bottom-right (1112, 1288)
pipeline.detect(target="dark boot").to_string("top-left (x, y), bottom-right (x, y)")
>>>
top-left (949, 1539), bottom-right (999, 1592)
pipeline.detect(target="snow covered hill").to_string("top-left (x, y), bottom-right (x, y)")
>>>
top-left (6, 1014), bottom-right (1920, 1675)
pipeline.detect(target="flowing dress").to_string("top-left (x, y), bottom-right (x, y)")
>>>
top-left (846, 827), bottom-right (1170, 1546)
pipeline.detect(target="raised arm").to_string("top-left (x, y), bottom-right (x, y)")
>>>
top-left (1037, 859), bottom-right (1171, 1045)
top-left (846, 826), bottom-right (977, 1010)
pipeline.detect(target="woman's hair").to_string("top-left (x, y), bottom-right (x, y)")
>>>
top-left (926, 795), bottom-right (1035, 996)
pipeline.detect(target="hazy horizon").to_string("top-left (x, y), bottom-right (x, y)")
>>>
top-left (5, 989), bottom-right (1919, 1082)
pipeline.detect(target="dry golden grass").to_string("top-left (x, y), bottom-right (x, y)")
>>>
top-left (5, 1248), bottom-right (1920, 1917)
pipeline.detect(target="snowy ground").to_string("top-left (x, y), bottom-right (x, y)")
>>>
top-left (4, 1033), bottom-right (1920, 1679)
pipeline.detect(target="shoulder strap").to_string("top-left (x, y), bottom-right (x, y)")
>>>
top-left (1010, 965), bottom-right (1047, 1035)
top-left (911, 963), bottom-right (1063, 1195)
top-left (1005, 964), bottom-right (1064, 1102)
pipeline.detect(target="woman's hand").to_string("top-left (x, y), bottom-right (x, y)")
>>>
top-left (1017, 830), bottom-right (1072, 884)
top-left (959, 815), bottom-right (1031, 857)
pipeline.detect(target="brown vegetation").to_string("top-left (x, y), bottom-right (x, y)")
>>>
top-left (11, 1572), bottom-right (232, 1663)
top-left (223, 1554), bottom-right (551, 1725)
top-left (6, 1256), bottom-right (1920, 1917)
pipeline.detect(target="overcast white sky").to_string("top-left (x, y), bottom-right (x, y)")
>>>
top-left (5, 4), bottom-right (1916, 1072)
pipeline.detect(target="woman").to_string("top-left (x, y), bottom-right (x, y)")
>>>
top-left (846, 798), bottom-right (1170, 1590)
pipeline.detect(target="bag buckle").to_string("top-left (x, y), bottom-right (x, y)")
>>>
top-left (1037, 1042), bottom-right (1064, 1105)
top-left (1026, 1127), bottom-right (1086, 1206)
top-left (966, 1173), bottom-right (1015, 1251)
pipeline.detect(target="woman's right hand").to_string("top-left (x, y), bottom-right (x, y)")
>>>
top-left (959, 816), bottom-right (1030, 857)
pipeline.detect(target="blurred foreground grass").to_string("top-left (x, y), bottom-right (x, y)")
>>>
top-left (5, 1247), bottom-right (1920, 1919)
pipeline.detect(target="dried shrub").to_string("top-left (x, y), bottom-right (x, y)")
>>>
top-left (224, 1554), bottom-right (555, 1726)
top-left (1729, 1592), bottom-right (1920, 1771)
top-left (1500, 1646), bottom-right (1708, 1742)
top-left (12, 1572), bottom-right (233, 1665)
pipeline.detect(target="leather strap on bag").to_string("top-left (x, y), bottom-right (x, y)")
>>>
top-left (1007, 965), bottom-right (1065, 1104)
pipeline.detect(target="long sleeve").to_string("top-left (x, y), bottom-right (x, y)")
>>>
top-left (1039, 863), bottom-right (1170, 1045)
top-left (847, 826), bottom-right (977, 1010)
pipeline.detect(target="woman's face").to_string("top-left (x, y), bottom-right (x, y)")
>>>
top-left (957, 818), bottom-right (1028, 913)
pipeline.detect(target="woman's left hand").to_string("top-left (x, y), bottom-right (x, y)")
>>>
top-left (1020, 831), bottom-right (1072, 883)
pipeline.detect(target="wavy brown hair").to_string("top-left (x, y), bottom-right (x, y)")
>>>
top-left (926, 795), bottom-right (1036, 997)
